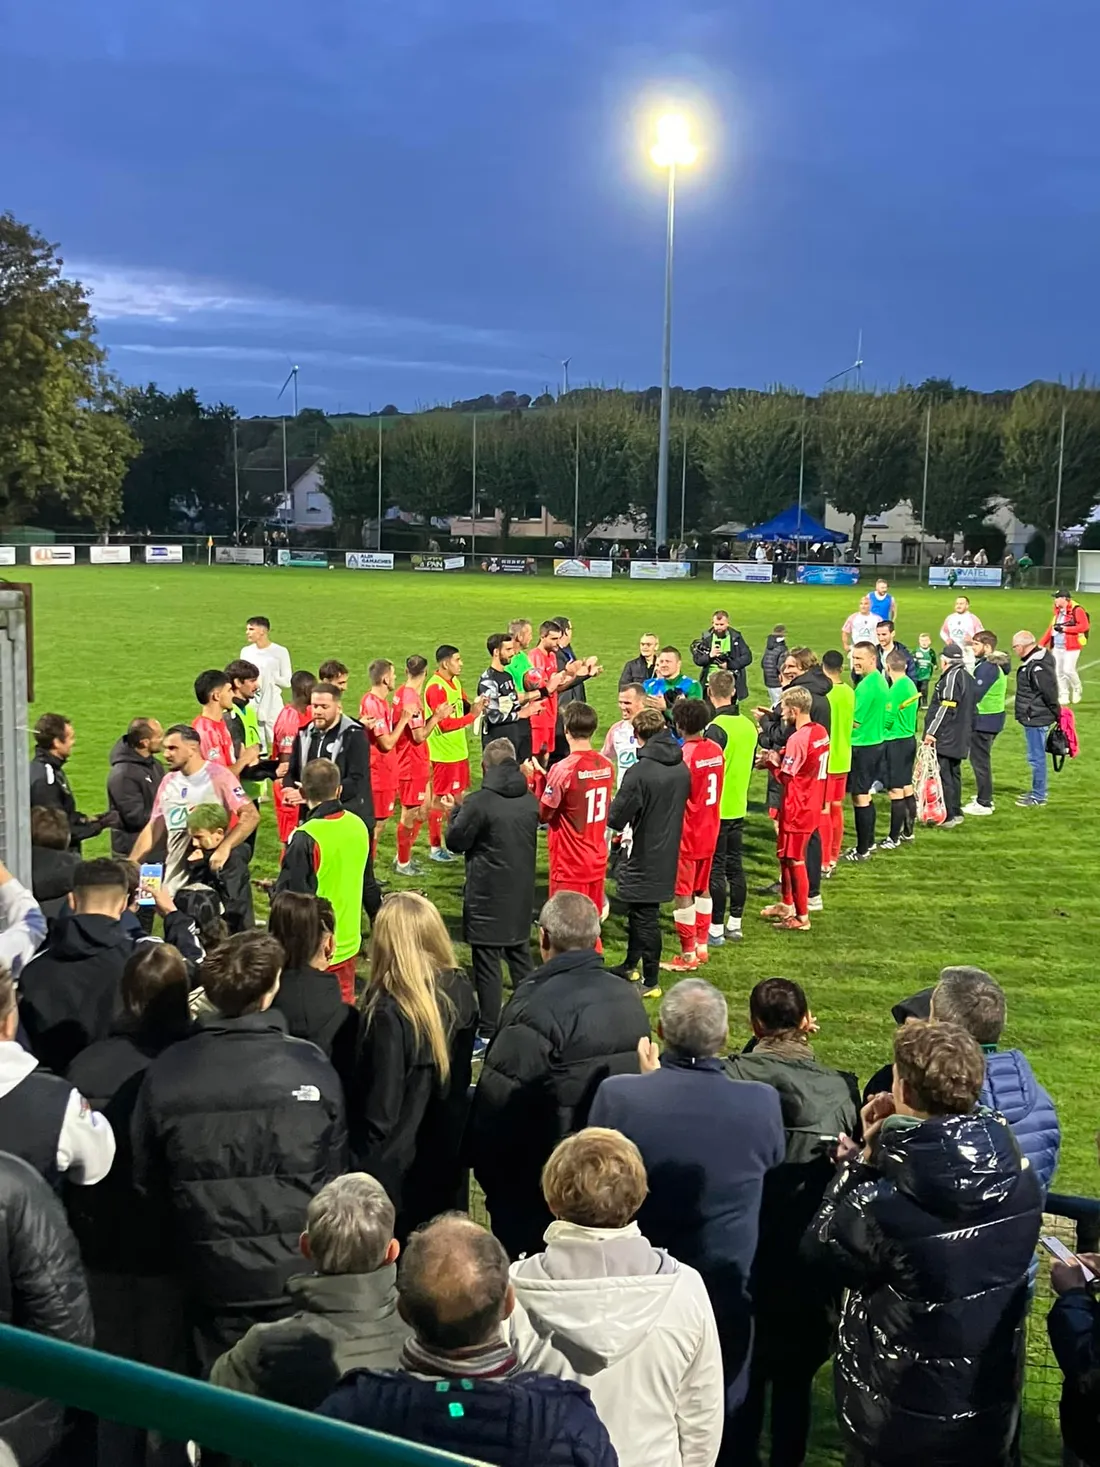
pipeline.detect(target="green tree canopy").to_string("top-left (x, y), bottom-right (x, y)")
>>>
top-left (818, 390), bottom-right (920, 549)
top-left (702, 390), bottom-right (813, 528)
top-left (1003, 385), bottom-right (1100, 532)
top-left (119, 385), bottom-right (236, 532)
top-left (914, 396), bottom-right (1004, 544)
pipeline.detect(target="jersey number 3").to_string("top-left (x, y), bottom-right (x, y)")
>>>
top-left (705, 772), bottom-right (719, 806)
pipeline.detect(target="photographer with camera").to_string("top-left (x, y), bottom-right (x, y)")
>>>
top-left (691, 610), bottom-right (753, 703)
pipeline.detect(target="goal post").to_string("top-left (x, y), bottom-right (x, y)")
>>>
top-left (0, 588), bottom-right (31, 885)
top-left (1076, 549), bottom-right (1100, 594)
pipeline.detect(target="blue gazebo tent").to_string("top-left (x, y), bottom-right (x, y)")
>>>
top-left (734, 507), bottom-right (848, 543)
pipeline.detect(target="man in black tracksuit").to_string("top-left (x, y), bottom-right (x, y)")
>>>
top-left (445, 740), bottom-right (539, 1046)
top-left (282, 684), bottom-right (381, 919)
top-left (29, 714), bottom-right (117, 855)
top-left (132, 932), bottom-right (346, 1369)
top-left (105, 720), bottom-right (165, 857)
top-left (691, 611), bottom-right (754, 704)
top-left (608, 710), bottom-right (690, 995)
top-left (966, 633), bottom-right (1009, 816)
top-left (923, 643), bottom-right (977, 826)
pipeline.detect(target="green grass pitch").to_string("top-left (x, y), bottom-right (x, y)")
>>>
top-left (17, 563), bottom-right (1097, 1461)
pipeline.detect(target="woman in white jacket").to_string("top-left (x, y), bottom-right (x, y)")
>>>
top-left (509, 1126), bottom-right (723, 1467)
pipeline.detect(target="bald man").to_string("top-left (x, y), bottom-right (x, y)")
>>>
top-left (318, 1215), bottom-right (617, 1464)
top-left (106, 718), bottom-right (166, 858)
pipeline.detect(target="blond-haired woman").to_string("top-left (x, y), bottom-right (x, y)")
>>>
top-left (351, 891), bottom-right (476, 1239)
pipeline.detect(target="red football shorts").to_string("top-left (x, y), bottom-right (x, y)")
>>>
top-left (549, 874), bottom-right (606, 914)
top-left (826, 772), bottom-right (849, 804)
top-left (431, 760), bottom-right (470, 798)
top-left (398, 777), bottom-right (429, 810)
top-left (675, 852), bottom-right (714, 898)
top-left (777, 827), bottom-right (812, 861)
top-left (372, 784), bottom-right (397, 820)
top-left (274, 787), bottom-right (300, 846)
top-left (327, 955), bottom-right (358, 1006)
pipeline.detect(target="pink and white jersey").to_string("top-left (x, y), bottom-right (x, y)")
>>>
top-left (153, 761), bottom-right (249, 892)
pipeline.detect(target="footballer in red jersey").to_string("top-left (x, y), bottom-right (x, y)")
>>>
top-left (663, 699), bottom-right (725, 971)
top-left (538, 703), bottom-right (615, 921)
top-left (392, 656), bottom-right (440, 874)
top-left (526, 621), bottom-right (565, 761)
top-left (760, 686), bottom-right (829, 931)
top-left (272, 670), bottom-right (316, 851)
top-left (359, 658), bottom-right (410, 825)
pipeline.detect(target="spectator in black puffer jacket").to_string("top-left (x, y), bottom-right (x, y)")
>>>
top-left (760, 625), bottom-right (788, 705)
top-left (804, 1019), bottom-right (1042, 1467)
top-left (132, 931), bottom-right (347, 1370)
top-left (469, 891), bottom-right (649, 1261)
top-left (267, 893), bottom-right (357, 1068)
top-left (0, 1151), bottom-right (94, 1467)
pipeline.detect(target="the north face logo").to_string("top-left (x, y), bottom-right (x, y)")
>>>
top-left (292, 1085), bottom-right (320, 1102)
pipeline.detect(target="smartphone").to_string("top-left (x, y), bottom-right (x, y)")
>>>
top-left (1040, 1235), bottom-right (1095, 1281)
top-left (137, 863), bottom-right (163, 907)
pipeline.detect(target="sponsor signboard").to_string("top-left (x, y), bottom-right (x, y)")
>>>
top-left (89, 545), bottom-right (132, 565)
top-left (345, 552), bottom-right (395, 571)
top-left (411, 554), bottom-right (465, 572)
top-left (215, 546), bottom-right (265, 565)
top-left (712, 561), bottom-right (774, 583)
top-left (928, 566), bottom-right (1002, 588)
top-left (630, 560), bottom-right (692, 581)
top-left (145, 544), bottom-right (184, 564)
top-left (553, 558), bottom-right (613, 579)
top-left (29, 546), bottom-right (75, 566)
top-left (796, 564), bottom-right (860, 586)
top-left (0, 548), bottom-right (15, 568)
top-left (277, 548), bottom-right (329, 568)
top-left (478, 555), bottom-right (536, 575)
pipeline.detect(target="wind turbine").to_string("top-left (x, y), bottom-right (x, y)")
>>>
top-left (823, 330), bottom-right (864, 391)
top-left (278, 363), bottom-right (300, 417)
top-left (561, 358), bottom-right (571, 398)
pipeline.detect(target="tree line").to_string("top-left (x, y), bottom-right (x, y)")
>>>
top-left (3, 211), bottom-right (1099, 545)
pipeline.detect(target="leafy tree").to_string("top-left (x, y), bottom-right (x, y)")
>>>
top-left (527, 396), bottom-right (647, 540)
top-left (384, 414), bottom-right (471, 522)
top-left (119, 385), bottom-right (236, 532)
top-left (0, 213), bottom-right (135, 523)
top-left (914, 397), bottom-right (1003, 545)
top-left (474, 413), bottom-right (538, 539)
top-left (321, 423), bottom-right (382, 536)
top-left (915, 376), bottom-right (970, 404)
top-left (702, 391), bottom-right (814, 528)
top-left (818, 390), bottom-right (920, 549)
top-left (1003, 385), bottom-right (1100, 532)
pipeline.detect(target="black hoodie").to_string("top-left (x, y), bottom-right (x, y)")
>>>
top-left (19, 909), bottom-right (200, 1075)
top-left (608, 730), bottom-right (691, 903)
top-left (106, 737), bottom-right (165, 857)
top-left (758, 666), bottom-right (834, 808)
top-left (445, 762), bottom-right (540, 946)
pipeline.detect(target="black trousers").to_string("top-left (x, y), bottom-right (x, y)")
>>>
top-left (709, 818), bottom-right (746, 924)
top-left (624, 902), bottom-right (661, 988)
top-left (969, 728), bottom-right (998, 807)
top-left (471, 942), bottom-right (533, 1037)
top-left (363, 839), bottom-right (382, 922)
top-left (939, 754), bottom-right (963, 818)
top-left (729, 1308), bottom-right (832, 1467)
top-left (805, 827), bottom-right (822, 899)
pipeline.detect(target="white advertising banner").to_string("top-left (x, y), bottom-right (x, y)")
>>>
top-left (346, 552), bottom-right (395, 570)
top-left (29, 546), bottom-right (75, 566)
top-left (0, 548), bottom-right (15, 567)
top-left (713, 561), bottom-right (774, 583)
top-left (145, 544), bottom-right (184, 564)
top-left (629, 560), bottom-right (692, 580)
top-left (928, 566), bottom-right (1002, 588)
top-left (89, 545), bottom-right (132, 565)
top-left (215, 546), bottom-right (265, 565)
top-left (553, 558), bottom-right (613, 579)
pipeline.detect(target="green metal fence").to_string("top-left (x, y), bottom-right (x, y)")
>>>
top-left (0, 1324), bottom-right (479, 1467)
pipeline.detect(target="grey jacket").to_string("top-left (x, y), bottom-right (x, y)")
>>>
top-left (209, 1266), bottom-right (410, 1411)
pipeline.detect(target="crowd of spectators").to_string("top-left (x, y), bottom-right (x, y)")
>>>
top-left (0, 853), bottom-right (1094, 1467)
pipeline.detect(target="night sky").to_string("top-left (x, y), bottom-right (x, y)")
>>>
top-left (3, 0), bottom-right (1097, 414)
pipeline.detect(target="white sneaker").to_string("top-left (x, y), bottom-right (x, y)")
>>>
top-left (963, 801), bottom-right (994, 816)
top-left (1072, 691), bottom-right (1082, 704)
top-left (807, 895), bottom-right (824, 913)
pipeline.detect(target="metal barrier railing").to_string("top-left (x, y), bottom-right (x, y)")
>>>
top-left (0, 1323), bottom-right (478, 1467)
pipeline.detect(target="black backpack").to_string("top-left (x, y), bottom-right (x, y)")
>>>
top-left (1046, 720), bottom-right (1071, 772)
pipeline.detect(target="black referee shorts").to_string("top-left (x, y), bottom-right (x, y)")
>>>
top-left (885, 735), bottom-right (917, 790)
top-left (848, 742), bottom-right (886, 796)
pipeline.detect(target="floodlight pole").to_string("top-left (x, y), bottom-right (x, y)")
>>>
top-left (1052, 404), bottom-right (1066, 588)
top-left (655, 162), bottom-right (676, 550)
top-left (918, 402), bottom-right (932, 581)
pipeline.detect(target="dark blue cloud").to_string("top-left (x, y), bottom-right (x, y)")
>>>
top-left (2, 0), bottom-right (1098, 411)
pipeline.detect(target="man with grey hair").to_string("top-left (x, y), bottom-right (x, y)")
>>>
top-left (210, 1173), bottom-right (410, 1409)
top-left (319, 1215), bottom-right (617, 1466)
top-left (591, 979), bottom-right (784, 1439)
top-left (446, 736), bottom-right (540, 1055)
top-left (469, 890), bottom-right (650, 1260)
top-left (931, 966), bottom-right (1061, 1192)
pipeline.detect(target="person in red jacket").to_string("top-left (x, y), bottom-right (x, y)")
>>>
top-left (1040, 590), bottom-right (1090, 705)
